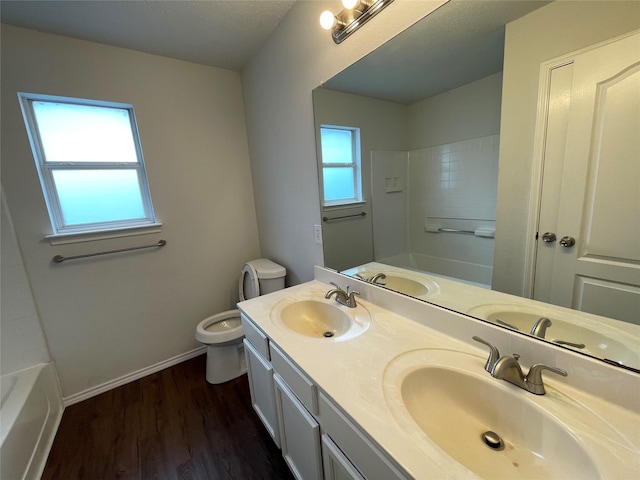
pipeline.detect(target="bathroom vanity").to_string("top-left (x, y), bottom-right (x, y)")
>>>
top-left (242, 310), bottom-right (407, 480)
top-left (238, 267), bottom-right (640, 479)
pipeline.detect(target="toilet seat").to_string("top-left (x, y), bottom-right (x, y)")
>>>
top-left (239, 262), bottom-right (260, 301)
top-left (195, 309), bottom-right (243, 345)
top-left (195, 259), bottom-right (285, 384)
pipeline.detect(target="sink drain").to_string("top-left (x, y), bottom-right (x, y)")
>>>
top-left (323, 331), bottom-right (334, 338)
top-left (481, 431), bottom-right (504, 450)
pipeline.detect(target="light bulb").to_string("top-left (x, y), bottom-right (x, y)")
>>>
top-left (319, 10), bottom-right (336, 30)
top-left (342, 0), bottom-right (359, 9)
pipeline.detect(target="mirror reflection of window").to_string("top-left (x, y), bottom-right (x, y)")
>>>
top-left (320, 125), bottom-right (362, 206)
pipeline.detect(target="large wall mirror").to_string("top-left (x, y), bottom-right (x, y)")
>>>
top-left (313, 0), bottom-right (640, 371)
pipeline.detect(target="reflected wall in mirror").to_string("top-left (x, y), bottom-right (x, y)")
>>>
top-left (313, 0), bottom-right (640, 370)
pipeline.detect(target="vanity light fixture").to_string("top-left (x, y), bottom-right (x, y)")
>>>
top-left (320, 0), bottom-right (395, 44)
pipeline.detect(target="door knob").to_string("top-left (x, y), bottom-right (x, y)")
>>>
top-left (541, 232), bottom-right (556, 243)
top-left (559, 236), bottom-right (576, 247)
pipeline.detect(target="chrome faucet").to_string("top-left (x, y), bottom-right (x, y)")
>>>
top-left (472, 336), bottom-right (500, 372)
top-left (530, 317), bottom-right (552, 338)
top-left (369, 272), bottom-right (387, 285)
top-left (325, 282), bottom-right (360, 308)
top-left (529, 317), bottom-right (585, 348)
top-left (491, 354), bottom-right (529, 390)
top-left (472, 336), bottom-right (567, 395)
top-left (353, 272), bottom-right (386, 285)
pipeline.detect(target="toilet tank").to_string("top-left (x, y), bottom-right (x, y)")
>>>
top-left (240, 258), bottom-right (286, 300)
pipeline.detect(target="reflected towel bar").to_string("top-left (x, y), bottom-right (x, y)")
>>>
top-left (323, 212), bottom-right (366, 222)
top-left (53, 239), bottom-right (166, 263)
top-left (425, 226), bottom-right (495, 237)
top-left (438, 227), bottom-right (476, 235)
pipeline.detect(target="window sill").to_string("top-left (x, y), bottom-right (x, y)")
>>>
top-left (322, 200), bottom-right (367, 209)
top-left (46, 223), bottom-right (163, 245)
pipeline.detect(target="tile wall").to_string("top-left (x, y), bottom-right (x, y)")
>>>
top-left (409, 134), bottom-right (500, 220)
top-left (1, 191), bottom-right (50, 375)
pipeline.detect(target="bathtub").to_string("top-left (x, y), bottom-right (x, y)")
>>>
top-left (378, 252), bottom-right (492, 288)
top-left (1, 363), bottom-right (63, 480)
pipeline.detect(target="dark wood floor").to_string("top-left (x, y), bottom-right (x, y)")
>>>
top-left (42, 354), bottom-right (294, 480)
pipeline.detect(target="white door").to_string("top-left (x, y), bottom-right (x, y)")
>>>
top-left (533, 31), bottom-right (640, 325)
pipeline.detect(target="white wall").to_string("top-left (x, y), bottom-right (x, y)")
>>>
top-left (371, 150), bottom-right (409, 261)
top-left (312, 71), bottom-right (502, 276)
top-left (241, 0), bottom-right (448, 284)
top-left (407, 72), bottom-right (502, 150)
top-left (494, 0), bottom-right (640, 296)
top-left (1, 188), bottom-right (51, 375)
top-left (312, 88), bottom-right (408, 270)
top-left (408, 135), bottom-right (498, 285)
top-left (404, 74), bottom-right (502, 285)
top-left (1, 25), bottom-right (261, 399)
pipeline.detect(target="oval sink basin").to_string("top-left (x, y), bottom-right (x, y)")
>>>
top-left (383, 350), bottom-right (606, 479)
top-left (280, 301), bottom-right (350, 337)
top-left (272, 297), bottom-right (371, 340)
top-left (467, 304), bottom-right (640, 369)
top-left (403, 367), bottom-right (597, 479)
top-left (348, 270), bottom-right (439, 298)
top-left (376, 275), bottom-right (430, 297)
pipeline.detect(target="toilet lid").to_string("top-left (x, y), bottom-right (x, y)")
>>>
top-left (239, 262), bottom-right (260, 301)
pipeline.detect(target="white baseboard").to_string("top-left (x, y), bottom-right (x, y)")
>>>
top-left (63, 346), bottom-right (207, 406)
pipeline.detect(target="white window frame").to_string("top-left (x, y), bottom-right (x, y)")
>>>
top-left (320, 125), bottom-right (363, 207)
top-left (18, 93), bottom-right (159, 242)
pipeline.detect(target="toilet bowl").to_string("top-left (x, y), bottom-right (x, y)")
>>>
top-left (196, 259), bottom-right (286, 384)
top-left (196, 309), bottom-right (245, 384)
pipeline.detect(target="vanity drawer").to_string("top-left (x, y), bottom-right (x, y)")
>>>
top-left (241, 313), bottom-right (270, 360)
top-left (270, 342), bottom-right (318, 415)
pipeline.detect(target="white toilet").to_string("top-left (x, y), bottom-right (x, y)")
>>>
top-left (195, 259), bottom-right (286, 384)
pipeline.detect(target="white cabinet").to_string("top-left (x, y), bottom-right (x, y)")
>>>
top-left (322, 434), bottom-right (365, 480)
top-left (244, 339), bottom-right (280, 447)
top-left (270, 342), bottom-right (318, 414)
top-left (241, 313), bottom-right (408, 480)
top-left (274, 374), bottom-right (323, 480)
top-left (318, 392), bottom-right (410, 480)
top-left (242, 313), bottom-right (270, 359)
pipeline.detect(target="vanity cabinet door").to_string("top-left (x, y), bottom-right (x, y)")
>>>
top-left (318, 392), bottom-right (410, 480)
top-left (322, 434), bottom-right (365, 480)
top-left (274, 373), bottom-right (323, 480)
top-left (244, 339), bottom-right (280, 447)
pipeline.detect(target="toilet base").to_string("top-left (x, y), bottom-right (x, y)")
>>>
top-left (205, 341), bottom-right (247, 384)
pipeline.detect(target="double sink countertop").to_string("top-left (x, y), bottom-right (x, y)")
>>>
top-left (238, 272), bottom-right (640, 480)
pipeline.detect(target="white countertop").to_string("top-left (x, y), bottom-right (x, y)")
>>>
top-left (344, 262), bottom-right (640, 369)
top-left (238, 272), bottom-right (640, 479)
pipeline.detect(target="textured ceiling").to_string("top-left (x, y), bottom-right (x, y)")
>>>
top-left (323, 0), bottom-right (550, 104)
top-left (0, 0), bottom-right (297, 71)
top-left (1, 0), bottom-right (551, 102)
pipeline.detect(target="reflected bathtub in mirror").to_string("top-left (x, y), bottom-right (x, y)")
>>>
top-left (313, 0), bottom-right (640, 369)
top-left (343, 263), bottom-right (640, 371)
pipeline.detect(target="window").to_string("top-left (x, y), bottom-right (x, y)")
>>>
top-left (18, 93), bottom-right (157, 238)
top-left (319, 125), bottom-right (362, 206)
